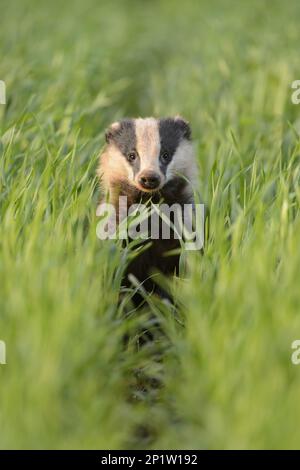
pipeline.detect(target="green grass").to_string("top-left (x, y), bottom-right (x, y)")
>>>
top-left (1, 0), bottom-right (300, 449)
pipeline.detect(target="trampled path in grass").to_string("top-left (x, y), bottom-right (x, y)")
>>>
top-left (1, 0), bottom-right (300, 449)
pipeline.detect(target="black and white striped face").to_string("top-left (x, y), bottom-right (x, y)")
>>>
top-left (104, 117), bottom-right (196, 193)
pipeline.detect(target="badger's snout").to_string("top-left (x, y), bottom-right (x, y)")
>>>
top-left (137, 171), bottom-right (161, 191)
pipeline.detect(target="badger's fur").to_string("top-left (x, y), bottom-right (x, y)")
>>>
top-left (97, 116), bottom-right (198, 303)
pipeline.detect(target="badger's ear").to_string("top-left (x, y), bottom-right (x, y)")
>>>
top-left (174, 115), bottom-right (191, 140)
top-left (105, 121), bottom-right (121, 143)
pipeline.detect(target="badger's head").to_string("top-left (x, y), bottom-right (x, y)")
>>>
top-left (98, 117), bottom-right (198, 200)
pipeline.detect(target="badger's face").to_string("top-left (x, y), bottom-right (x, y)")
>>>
top-left (101, 117), bottom-right (196, 193)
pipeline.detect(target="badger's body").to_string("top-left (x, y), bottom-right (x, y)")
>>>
top-left (97, 117), bottom-right (198, 303)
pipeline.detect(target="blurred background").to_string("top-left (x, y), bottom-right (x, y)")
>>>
top-left (1, 0), bottom-right (300, 449)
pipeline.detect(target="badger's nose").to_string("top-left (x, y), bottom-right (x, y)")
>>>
top-left (138, 172), bottom-right (161, 190)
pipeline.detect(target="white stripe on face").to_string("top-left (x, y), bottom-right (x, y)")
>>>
top-left (135, 118), bottom-right (161, 173)
top-left (166, 139), bottom-right (198, 186)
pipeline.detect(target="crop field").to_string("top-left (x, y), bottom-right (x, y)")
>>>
top-left (1, 0), bottom-right (300, 449)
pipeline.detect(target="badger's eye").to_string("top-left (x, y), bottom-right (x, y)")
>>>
top-left (127, 151), bottom-right (137, 163)
top-left (160, 151), bottom-right (171, 163)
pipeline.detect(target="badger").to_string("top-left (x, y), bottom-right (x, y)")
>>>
top-left (97, 116), bottom-right (199, 304)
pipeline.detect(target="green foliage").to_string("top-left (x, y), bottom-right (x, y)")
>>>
top-left (1, 0), bottom-right (300, 449)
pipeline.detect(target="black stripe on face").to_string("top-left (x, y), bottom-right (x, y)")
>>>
top-left (106, 119), bottom-right (136, 155)
top-left (158, 117), bottom-right (191, 174)
top-left (106, 119), bottom-right (140, 175)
